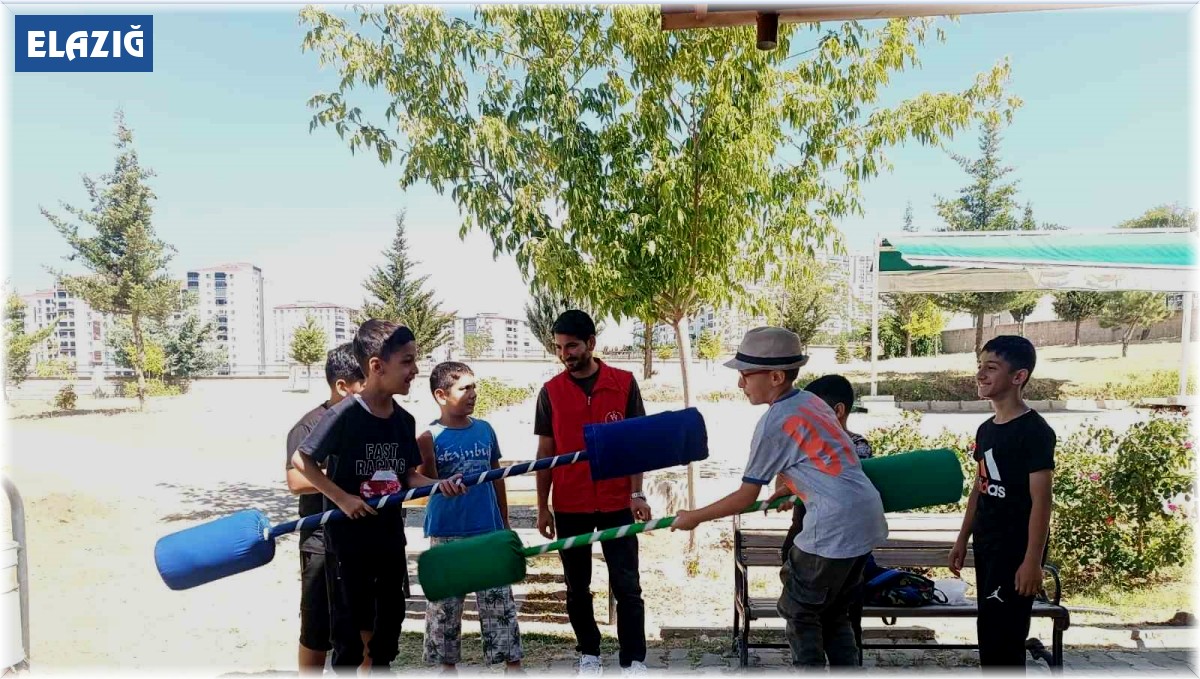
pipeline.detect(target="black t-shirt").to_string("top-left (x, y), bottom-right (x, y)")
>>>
top-left (298, 395), bottom-right (422, 555)
top-left (971, 409), bottom-right (1057, 553)
top-left (532, 371), bottom-right (646, 437)
top-left (286, 401), bottom-right (331, 552)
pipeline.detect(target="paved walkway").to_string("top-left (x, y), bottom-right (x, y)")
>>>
top-left (519, 647), bottom-right (1195, 674)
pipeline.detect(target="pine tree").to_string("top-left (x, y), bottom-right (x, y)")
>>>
top-left (42, 111), bottom-right (181, 410)
top-left (360, 212), bottom-right (455, 356)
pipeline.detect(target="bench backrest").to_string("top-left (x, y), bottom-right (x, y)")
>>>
top-left (737, 529), bottom-right (974, 569)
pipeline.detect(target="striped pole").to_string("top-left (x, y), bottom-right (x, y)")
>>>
top-left (523, 494), bottom-right (800, 556)
top-left (268, 450), bottom-right (586, 539)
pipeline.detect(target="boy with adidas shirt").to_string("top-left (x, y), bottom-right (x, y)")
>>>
top-left (671, 327), bottom-right (887, 667)
top-left (949, 335), bottom-right (1057, 670)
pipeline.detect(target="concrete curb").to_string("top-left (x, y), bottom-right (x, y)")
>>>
top-left (898, 399), bottom-right (1138, 413)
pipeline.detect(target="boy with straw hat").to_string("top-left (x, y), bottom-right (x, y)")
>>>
top-left (671, 326), bottom-right (887, 667)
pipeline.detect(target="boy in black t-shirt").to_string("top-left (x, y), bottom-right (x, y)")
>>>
top-left (949, 335), bottom-right (1056, 670)
top-left (285, 343), bottom-right (365, 674)
top-left (292, 320), bottom-right (466, 673)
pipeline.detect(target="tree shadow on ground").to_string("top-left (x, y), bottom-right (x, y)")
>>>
top-left (10, 406), bottom-right (138, 421)
top-left (155, 481), bottom-right (299, 524)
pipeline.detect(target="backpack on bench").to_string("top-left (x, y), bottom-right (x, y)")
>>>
top-left (863, 559), bottom-right (948, 608)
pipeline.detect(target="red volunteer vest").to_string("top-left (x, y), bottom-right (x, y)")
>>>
top-left (546, 360), bottom-right (634, 513)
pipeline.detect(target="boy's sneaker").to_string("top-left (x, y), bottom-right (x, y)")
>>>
top-left (578, 655), bottom-right (602, 675)
top-left (621, 661), bottom-right (648, 676)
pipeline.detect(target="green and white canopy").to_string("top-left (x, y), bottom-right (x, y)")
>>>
top-left (878, 229), bottom-right (1197, 294)
top-left (870, 228), bottom-right (1198, 397)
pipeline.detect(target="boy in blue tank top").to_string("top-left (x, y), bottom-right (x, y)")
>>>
top-left (418, 361), bottom-right (523, 671)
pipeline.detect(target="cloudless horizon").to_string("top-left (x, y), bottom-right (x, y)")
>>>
top-left (5, 4), bottom-right (1194, 346)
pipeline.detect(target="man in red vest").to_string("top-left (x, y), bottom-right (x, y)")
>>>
top-left (535, 310), bottom-right (651, 675)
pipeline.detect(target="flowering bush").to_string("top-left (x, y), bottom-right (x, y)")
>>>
top-left (1050, 414), bottom-right (1194, 587)
top-left (866, 411), bottom-right (1194, 589)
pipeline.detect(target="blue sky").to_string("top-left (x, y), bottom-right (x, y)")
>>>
top-left (5, 4), bottom-right (1193, 337)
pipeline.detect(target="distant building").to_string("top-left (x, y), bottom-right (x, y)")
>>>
top-left (273, 302), bottom-right (357, 362)
top-left (18, 283), bottom-right (113, 373)
top-left (186, 263), bottom-right (266, 374)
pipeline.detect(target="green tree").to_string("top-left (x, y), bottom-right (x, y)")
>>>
top-left (631, 318), bottom-right (656, 381)
top-left (884, 293), bottom-right (944, 357)
top-left (1117, 203), bottom-right (1197, 231)
top-left (302, 5), bottom-right (1014, 531)
top-left (932, 118), bottom-right (1041, 352)
top-left (4, 289), bottom-right (57, 398)
top-left (695, 329), bottom-right (722, 371)
top-left (164, 313), bottom-right (226, 378)
top-left (290, 315), bottom-right (328, 391)
top-left (1098, 292), bottom-right (1171, 358)
top-left (359, 212), bottom-right (455, 356)
top-left (771, 263), bottom-right (839, 353)
top-left (654, 343), bottom-right (675, 361)
top-left (524, 284), bottom-right (604, 356)
top-left (1052, 291), bottom-right (1107, 346)
top-left (902, 201), bottom-right (916, 232)
top-left (463, 332), bottom-right (493, 360)
top-left (1020, 202), bottom-right (1036, 231)
top-left (1009, 297), bottom-right (1039, 336)
top-left (42, 112), bottom-right (182, 410)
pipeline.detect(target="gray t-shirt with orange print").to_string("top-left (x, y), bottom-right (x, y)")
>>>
top-left (743, 389), bottom-right (887, 559)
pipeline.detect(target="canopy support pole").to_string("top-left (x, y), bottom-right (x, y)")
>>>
top-left (1180, 291), bottom-right (1193, 397)
top-left (871, 234), bottom-right (881, 396)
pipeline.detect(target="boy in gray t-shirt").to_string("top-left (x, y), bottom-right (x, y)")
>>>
top-left (671, 327), bottom-right (886, 667)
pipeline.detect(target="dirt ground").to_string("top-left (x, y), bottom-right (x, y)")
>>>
top-left (0, 349), bottom-right (1189, 675)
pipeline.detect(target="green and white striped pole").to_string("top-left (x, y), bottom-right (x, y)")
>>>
top-left (524, 493), bottom-right (800, 556)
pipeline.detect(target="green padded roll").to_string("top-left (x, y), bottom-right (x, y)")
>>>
top-left (861, 448), bottom-right (964, 512)
top-left (418, 529), bottom-right (526, 602)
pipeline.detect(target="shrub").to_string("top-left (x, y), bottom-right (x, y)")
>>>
top-left (474, 378), bottom-right (533, 417)
top-left (641, 385), bottom-right (683, 403)
top-left (1050, 414), bottom-right (1194, 588)
top-left (118, 379), bottom-right (185, 398)
top-left (52, 383), bottom-right (77, 411)
top-left (1061, 370), bottom-right (1196, 401)
top-left (35, 359), bottom-right (72, 379)
top-left (867, 411), bottom-right (1195, 589)
top-left (835, 341), bottom-right (851, 364)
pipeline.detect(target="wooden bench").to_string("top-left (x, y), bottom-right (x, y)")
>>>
top-left (732, 516), bottom-right (1070, 670)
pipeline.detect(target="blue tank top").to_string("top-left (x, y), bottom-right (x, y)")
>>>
top-left (423, 418), bottom-right (506, 538)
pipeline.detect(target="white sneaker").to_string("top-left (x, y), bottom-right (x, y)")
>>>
top-left (578, 654), bottom-right (603, 675)
top-left (621, 661), bottom-right (648, 675)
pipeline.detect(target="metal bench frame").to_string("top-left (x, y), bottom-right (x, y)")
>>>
top-left (732, 526), bottom-right (1069, 671)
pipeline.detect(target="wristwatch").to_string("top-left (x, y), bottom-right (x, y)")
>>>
top-left (630, 491), bottom-right (647, 500)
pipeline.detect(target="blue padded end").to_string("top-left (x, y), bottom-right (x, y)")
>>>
top-left (585, 407), bottom-right (709, 481)
top-left (155, 509), bottom-right (275, 590)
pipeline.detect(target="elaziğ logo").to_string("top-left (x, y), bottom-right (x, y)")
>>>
top-left (15, 15), bottom-right (153, 73)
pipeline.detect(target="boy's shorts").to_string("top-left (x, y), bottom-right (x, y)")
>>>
top-left (299, 549), bottom-right (333, 652)
top-left (328, 546), bottom-right (408, 667)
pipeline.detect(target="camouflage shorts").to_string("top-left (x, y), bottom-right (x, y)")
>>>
top-left (423, 536), bottom-right (524, 665)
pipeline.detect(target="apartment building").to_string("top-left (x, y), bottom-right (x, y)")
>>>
top-left (186, 263), bottom-right (266, 375)
top-left (273, 302), bottom-right (357, 362)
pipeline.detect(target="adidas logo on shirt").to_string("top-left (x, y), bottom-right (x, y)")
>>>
top-left (977, 448), bottom-right (1007, 499)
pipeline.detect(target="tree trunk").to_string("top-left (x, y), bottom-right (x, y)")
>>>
top-left (641, 321), bottom-right (653, 381)
top-left (672, 314), bottom-right (697, 552)
top-left (307, 365), bottom-right (312, 392)
top-left (131, 313), bottom-right (147, 411)
top-left (1074, 318), bottom-right (1082, 347)
top-left (1122, 326), bottom-right (1133, 358)
top-left (905, 331), bottom-right (912, 358)
top-left (974, 313), bottom-right (985, 355)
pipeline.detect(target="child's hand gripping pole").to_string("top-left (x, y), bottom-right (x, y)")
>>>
top-left (418, 494), bottom-right (799, 602)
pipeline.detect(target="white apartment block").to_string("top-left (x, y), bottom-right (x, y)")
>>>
top-left (458, 313), bottom-right (538, 359)
top-left (634, 300), bottom-right (768, 352)
top-left (816, 252), bottom-right (875, 336)
top-left (273, 302), bottom-right (357, 362)
top-left (19, 284), bottom-right (112, 374)
top-left (186, 263), bottom-right (266, 375)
